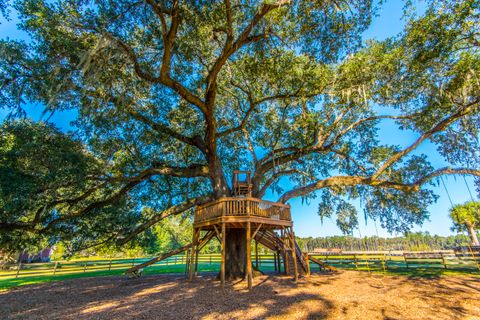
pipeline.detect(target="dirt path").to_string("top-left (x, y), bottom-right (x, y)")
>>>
top-left (1, 271), bottom-right (479, 319)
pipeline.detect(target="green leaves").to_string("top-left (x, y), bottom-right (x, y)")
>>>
top-left (450, 201), bottom-right (480, 230)
top-left (449, 201), bottom-right (480, 244)
top-left (1, 0), bottom-right (479, 248)
top-left (0, 120), bottom-right (140, 252)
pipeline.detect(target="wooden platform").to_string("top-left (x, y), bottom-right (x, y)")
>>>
top-left (193, 197), bottom-right (292, 229)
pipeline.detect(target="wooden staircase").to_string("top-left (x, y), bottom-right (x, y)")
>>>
top-left (254, 229), bottom-right (309, 276)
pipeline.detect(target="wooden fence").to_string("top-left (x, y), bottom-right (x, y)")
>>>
top-left (308, 250), bottom-right (480, 271)
top-left (0, 256), bottom-right (189, 279)
top-left (1, 250), bottom-right (478, 280)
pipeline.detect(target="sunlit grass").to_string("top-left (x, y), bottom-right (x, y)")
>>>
top-left (0, 262), bottom-right (220, 291)
top-left (1, 256), bottom-right (478, 291)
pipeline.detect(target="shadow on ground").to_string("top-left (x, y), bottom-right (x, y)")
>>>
top-left (0, 273), bottom-right (333, 320)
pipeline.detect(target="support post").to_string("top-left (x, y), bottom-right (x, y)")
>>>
top-left (441, 253), bottom-right (447, 269)
top-left (281, 229), bottom-right (289, 275)
top-left (255, 240), bottom-right (259, 269)
top-left (185, 250), bottom-right (190, 275)
top-left (247, 221), bottom-right (253, 290)
top-left (290, 229), bottom-right (298, 282)
top-left (304, 253), bottom-right (311, 276)
top-left (53, 261), bottom-right (58, 275)
top-left (221, 222), bottom-right (226, 289)
top-left (273, 253), bottom-right (277, 272)
top-left (15, 263), bottom-right (22, 278)
top-left (195, 230), bottom-right (200, 276)
top-left (188, 228), bottom-right (198, 281)
top-left (279, 253), bottom-right (283, 273)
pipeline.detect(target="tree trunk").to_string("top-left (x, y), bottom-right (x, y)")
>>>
top-left (467, 224), bottom-right (480, 246)
top-left (224, 228), bottom-right (247, 280)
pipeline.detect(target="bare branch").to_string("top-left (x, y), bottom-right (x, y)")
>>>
top-left (256, 169), bottom-right (298, 198)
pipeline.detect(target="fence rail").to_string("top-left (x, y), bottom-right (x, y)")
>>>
top-left (1, 250), bottom-right (478, 280)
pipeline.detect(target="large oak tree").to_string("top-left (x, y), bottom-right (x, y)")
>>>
top-left (1, 0), bottom-right (480, 278)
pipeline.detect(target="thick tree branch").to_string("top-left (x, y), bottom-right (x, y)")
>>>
top-left (126, 106), bottom-right (205, 151)
top-left (0, 164), bottom-right (209, 232)
top-left (101, 31), bottom-right (207, 114)
top-left (256, 169), bottom-right (298, 198)
top-left (205, 0), bottom-right (291, 108)
top-left (278, 167), bottom-right (480, 203)
top-left (116, 195), bottom-right (212, 245)
top-left (323, 113), bottom-right (420, 149)
top-left (371, 100), bottom-right (479, 179)
top-left (257, 111), bottom-right (435, 177)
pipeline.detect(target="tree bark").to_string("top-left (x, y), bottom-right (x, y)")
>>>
top-left (224, 228), bottom-right (247, 280)
top-left (467, 224), bottom-right (480, 246)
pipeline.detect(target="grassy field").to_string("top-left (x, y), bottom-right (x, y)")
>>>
top-left (1, 253), bottom-right (478, 291)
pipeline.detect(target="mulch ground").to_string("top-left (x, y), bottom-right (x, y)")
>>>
top-left (1, 270), bottom-right (479, 320)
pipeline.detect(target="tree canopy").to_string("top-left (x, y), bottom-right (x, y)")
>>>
top-left (449, 201), bottom-right (480, 245)
top-left (0, 0), bottom-right (479, 252)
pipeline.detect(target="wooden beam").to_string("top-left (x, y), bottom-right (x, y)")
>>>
top-left (246, 221), bottom-right (253, 290)
top-left (126, 242), bottom-right (192, 275)
top-left (273, 253), bottom-right (277, 272)
top-left (198, 231), bottom-right (215, 250)
top-left (213, 224), bottom-right (221, 240)
top-left (305, 252), bottom-right (311, 276)
top-left (221, 222), bottom-right (226, 288)
top-left (289, 228), bottom-right (298, 282)
top-left (277, 252), bottom-right (282, 274)
top-left (188, 228), bottom-right (199, 281)
top-left (255, 240), bottom-right (259, 269)
top-left (194, 216), bottom-right (292, 229)
top-left (251, 223), bottom-right (263, 239)
top-left (185, 250), bottom-right (190, 275)
top-left (195, 230), bottom-right (200, 276)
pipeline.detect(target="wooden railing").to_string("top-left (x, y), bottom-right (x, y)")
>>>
top-left (194, 197), bottom-right (291, 223)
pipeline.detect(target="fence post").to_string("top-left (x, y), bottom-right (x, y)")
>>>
top-left (131, 258), bottom-right (135, 267)
top-left (15, 263), bottom-right (22, 278)
top-left (441, 253), bottom-right (447, 269)
top-left (210, 255), bottom-right (212, 265)
top-left (83, 262), bottom-right (87, 272)
top-left (53, 261), bottom-right (59, 275)
top-left (273, 253), bottom-right (277, 272)
top-left (305, 253), bottom-right (311, 276)
top-left (108, 259), bottom-right (112, 271)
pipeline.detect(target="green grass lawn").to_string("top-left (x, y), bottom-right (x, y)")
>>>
top-left (0, 262), bottom-right (220, 291)
top-left (1, 257), bottom-right (478, 291)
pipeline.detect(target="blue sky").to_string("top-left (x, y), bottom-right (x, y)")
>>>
top-left (0, 0), bottom-right (478, 238)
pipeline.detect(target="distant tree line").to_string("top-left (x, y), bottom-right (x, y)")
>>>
top-left (297, 232), bottom-right (477, 252)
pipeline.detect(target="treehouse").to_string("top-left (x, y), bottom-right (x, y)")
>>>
top-left (126, 171), bottom-right (330, 290)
